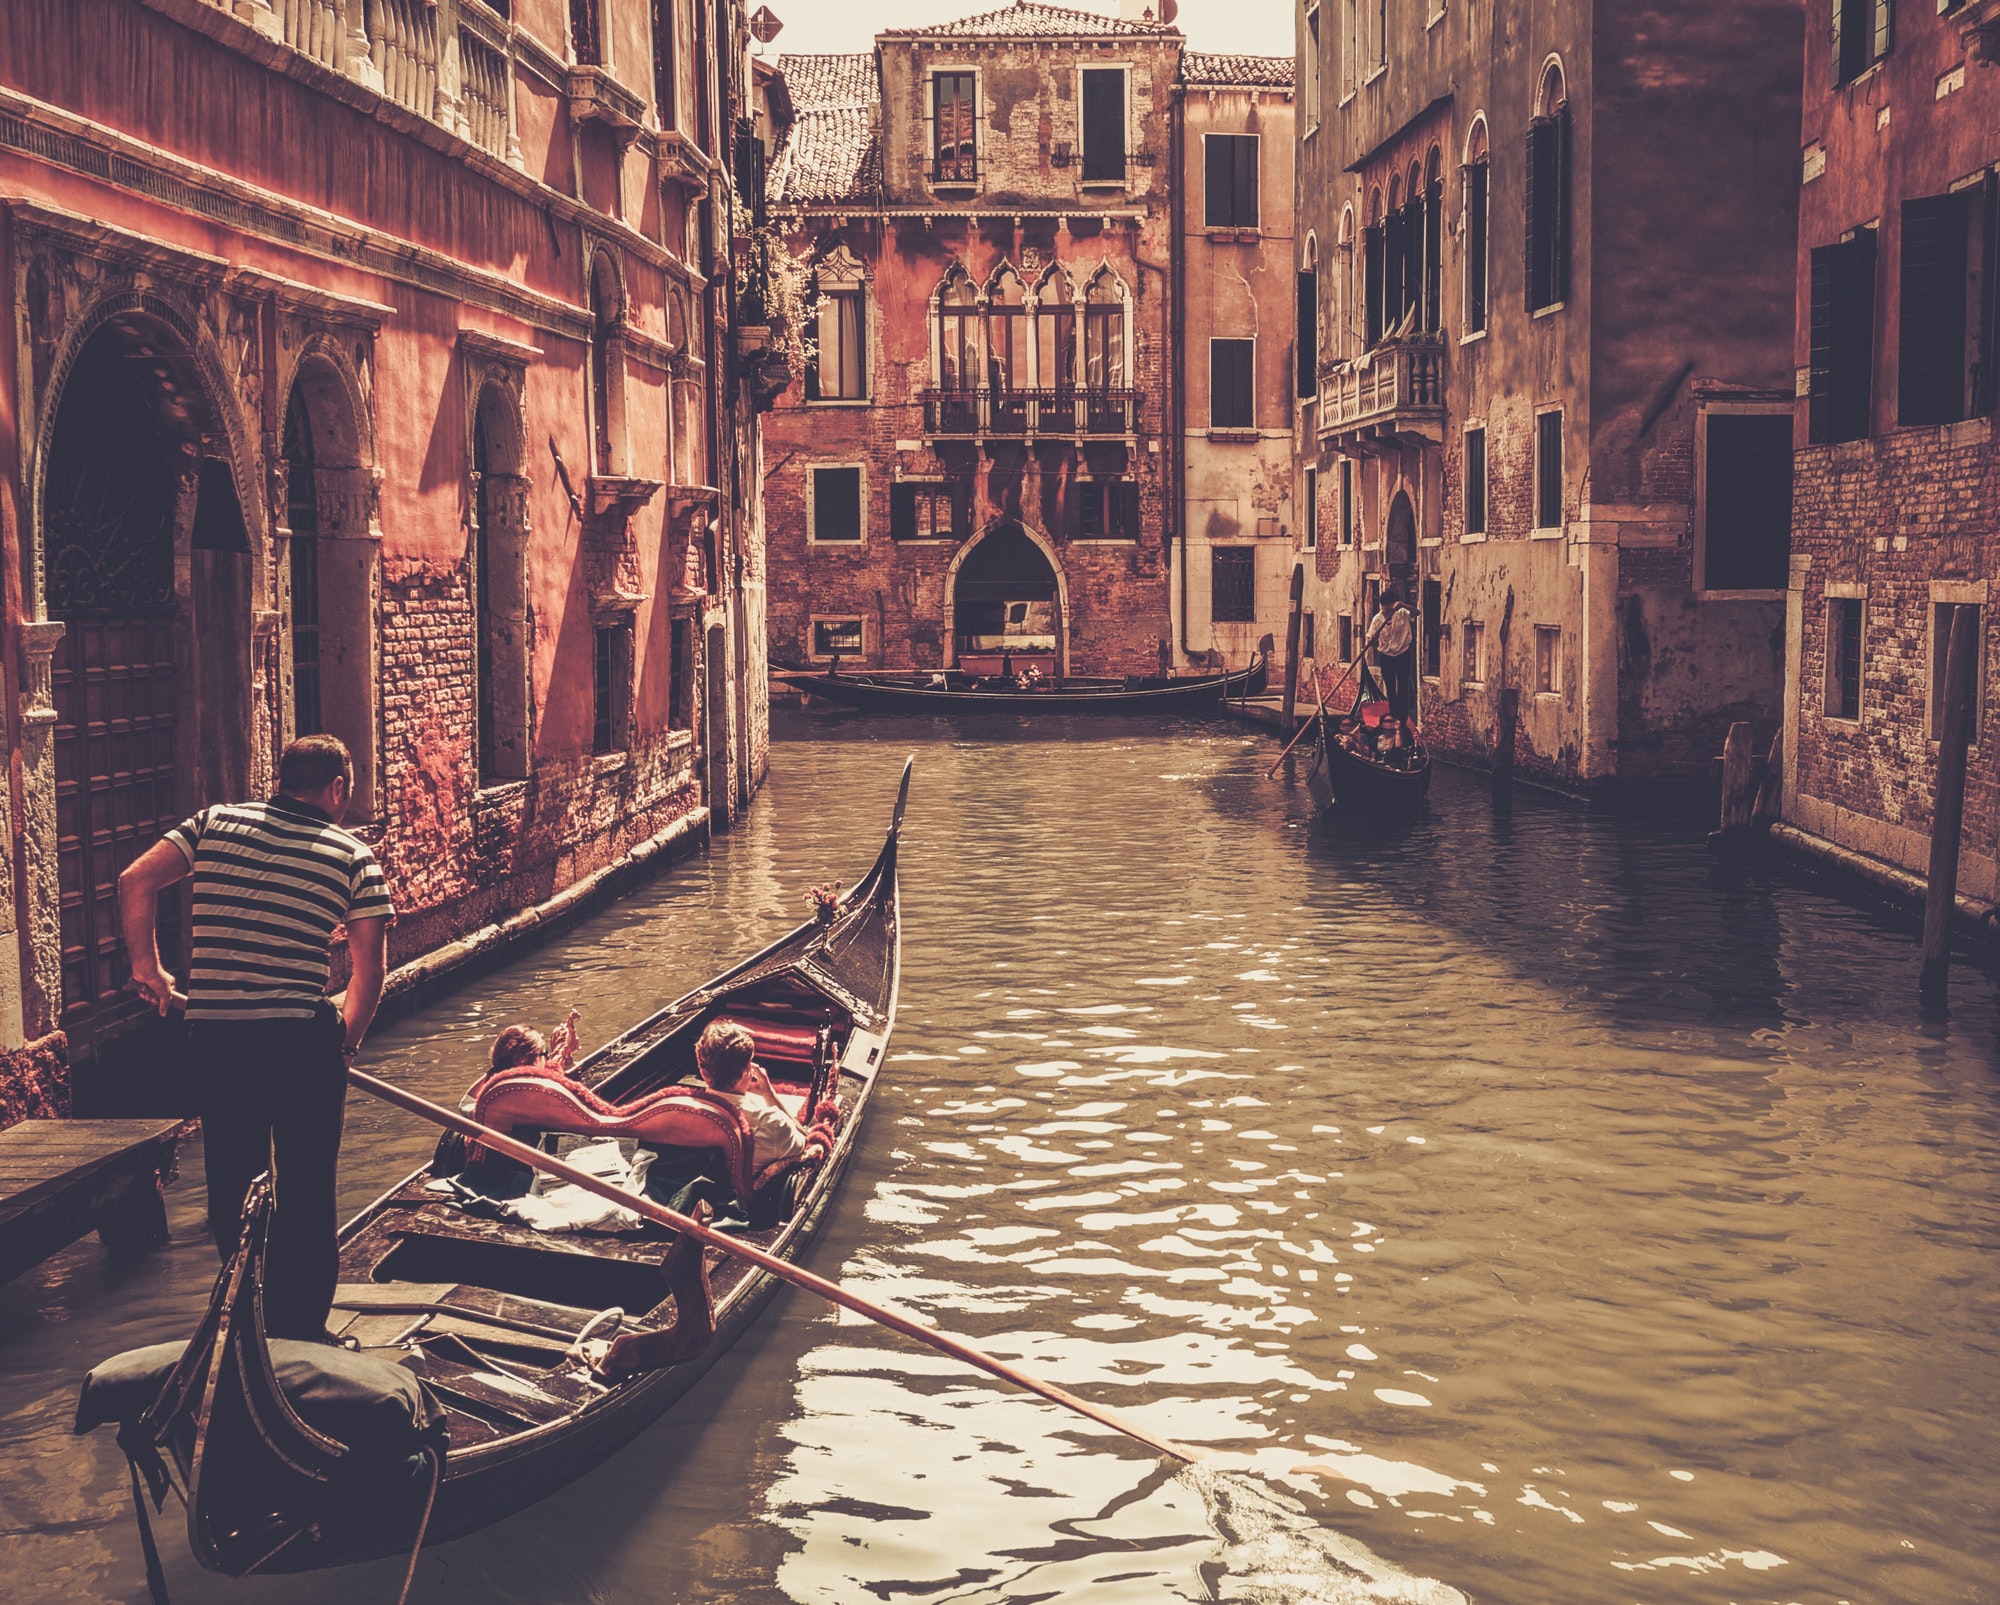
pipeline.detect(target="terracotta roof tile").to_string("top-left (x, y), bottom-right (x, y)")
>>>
top-left (770, 54), bottom-right (882, 205)
top-left (1182, 51), bottom-right (1295, 88)
top-left (888, 1), bottom-right (1173, 39)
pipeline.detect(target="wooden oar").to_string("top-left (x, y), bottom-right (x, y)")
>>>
top-left (1265, 616), bottom-right (1383, 777)
top-left (346, 1067), bottom-right (1204, 1465)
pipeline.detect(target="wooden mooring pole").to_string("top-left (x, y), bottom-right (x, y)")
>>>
top-left (1492, 688), bottom-right (1518, 805)
top-left (1280, 564), bottom-right (1305, 729)
top-left (1921, 603), bottom-right (1981, 1003)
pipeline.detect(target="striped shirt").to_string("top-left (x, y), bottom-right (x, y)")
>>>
top-left (165, 798), bottom-right (395, 1023)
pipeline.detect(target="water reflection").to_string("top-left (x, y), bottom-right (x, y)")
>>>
top-left (0, 713), bottom-right (1996, 1604)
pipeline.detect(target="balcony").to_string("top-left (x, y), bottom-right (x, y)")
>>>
top-left (921, 389), bottom-right (1140, 439)
top-left (1317, 334), bottom-right (1446, 453)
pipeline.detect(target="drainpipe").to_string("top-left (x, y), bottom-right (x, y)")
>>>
top-left (1166, 81), bottom-right (1189, 668)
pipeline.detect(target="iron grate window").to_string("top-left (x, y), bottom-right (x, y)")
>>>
top-left (1211, 547), bottom-right (1256, 622)
top-left (934, 73), bottom-right (977, 183)
top-left (1827, 597), bottom-right (1864, 720)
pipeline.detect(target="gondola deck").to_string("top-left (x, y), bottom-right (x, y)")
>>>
top-left (778, 656), bottom-right (1266, 714)
top-left (1308, 706), bottom-right (1432, 812)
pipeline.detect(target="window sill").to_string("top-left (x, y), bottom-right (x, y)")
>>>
top-left (1821, 713), bottom-right (1863, 727)
top-left (1206, 227), bottom-right (1262, 243)
top-left (591, 750), bottom-right (632, 772)
top-left (1535, 689), bottom-right (1562, 700)
top-left (808, 398), bottom-right (872, 408)
top-left (1338, 92), bottom-right (1356, 109)
top-left (931, 181), bottom-right (980, 197)
top-left (1421, 673), bottom-right (1441, 684)
top-left (1363, 66), bottom-right (1387, 87)
top-left (1461, 530), bottom-right (1488, 543)
top-left (1464, 680), bottom-right (1486, 692)
top-left (474, 777), bottom-right (530, 803)
top-left (1697, 588), bottom-right (1786, 603)
top-left (1460, 327), bottom-right (1488, 346)
top-left (891, 537), bottom-right (957, 546)
top-left (1531, 300), bottom-right (1567, 320)
top-left (1836, 62), bottom-right (1883, 92)
top-left (1418, 536), bottom-right (1443, 548)
top-left (1079, 179), bottom-right (1128, 192)
top-left (1426, 8), bottom-right (1446, 28)
top-left (1207, 428), bottom-right (1260, 443)
top-left (1071, 537), bottom-right (1138, 545)
top-left (808, 538), bottom-right (869, 548)
top-left (1531, 527), bottom-right (1565, 540)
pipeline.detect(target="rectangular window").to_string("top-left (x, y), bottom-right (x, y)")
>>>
top-left (1081, 68), bottom-right (1126, 184)
top-left (934, 72), bottom-right (977, 183)
top-left (1211, 546), bottom-right (1256, 622)
top-left (1832, 0), bottom-right (1893, 85)
top-left (1338, 458), bottom-right (1355, 545)
top-left (1420, 578), bottom-right (1442, 676)
top-left (1463, 619), bottom-right (1485, 686)
top-left (1929, 602), bottom-right (1986, 734)
top-left (810, 288), bottom-right (867, 401)
top-left (1363, 222), bottom-right (1385, 345)
top-left (812, 617), bottom-right (864, 658)
top-left (1204, 134), bottom-right (1260, 228)
top-left (1337, 612), bottom-right (1355, 662)
top-left (1826, 596), bottom-right (1864, 719)
top-left (1524, 110), bottom-right (1571, 313)
top-left (1303, 468), bottom-right (1318, 548)
top-left (1302, 610), bottom-right (1317, 660)
top-left (1809, 230), bottom-right (1877, 443)
top-left (1899, 188), bottom-right (1988, 428)
top-left (890, 479), bottom-right (967, 540)
top-left (670, 615), bottom-right (692, 730)
top-left (1210, 339), bottom-right (1256, 429)
top-left (1535, 625), bottom-right (1561, 695)
top-left (1464, 426), bottom-right (1487, 536)
top-left (1535, 410), bottom-right (1564, 532)
top-left (1701, 411), bottom-right (1793, 591)
top-left (592, 619), bottom-right (631, 754)
top-left (1296, 269), bottom-right (1318, 397)
top-left (1304, 8), bottom-right (1321, 125)
top-left (1463, 159), bottom-right (1489, 333)
top-left (1072, 480), bottom-right (1140, 540)
top-left (812, 466), bottom-right (863, 542)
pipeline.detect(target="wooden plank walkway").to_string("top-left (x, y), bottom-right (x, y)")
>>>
top-left (0, 1117), bottom-right (197, 1284)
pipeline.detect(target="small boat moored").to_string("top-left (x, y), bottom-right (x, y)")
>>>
top-left (779, 655), bottom-right (1266, 714)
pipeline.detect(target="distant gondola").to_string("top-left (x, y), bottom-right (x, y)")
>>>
top-left (77, 763), bottom-right (912, 1589)
top-left (1308, 701), bottom-right (1431, 811)
top-left (779, 655), bottom-right (1266, 714)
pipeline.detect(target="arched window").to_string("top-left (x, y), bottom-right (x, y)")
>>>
top-left (282, 384), bottom-right (320, 739)
top-left (937, 266), bottom-right (979, 392)
top-left (807, 244), bottom-right (868, 401)
top-left (1298, 234), bottom-right (1319, 399)
top-left (588, 252), bottom-right (623, 473)
top-left (472, 380), bottom-right (531, 781)
top-left (986, 265), bottom-right (1026, 391)
top-left (1035, 263), bottom-right (1076, 393)
top-left (1527, 62), bottom-right (1571, 313)
top-left (1462, 116), bottom-right (1490, 335)
top-left (1363, 189), bottom-right (1384, 346)
top-left (1083, 269), bottom-right (1126, 390)
top-left (1423, 148), bottom-right (1444, 334)
top-left (1337, 204), bottom-right (1355, 360)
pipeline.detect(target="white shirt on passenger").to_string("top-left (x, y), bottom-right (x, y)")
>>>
top-left (713, 1087), bottom-right (808, 1171)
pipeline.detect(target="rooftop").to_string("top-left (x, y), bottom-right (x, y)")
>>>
top-left (884, 1), bottom-right (1175, 39)
top-left (769, 53), bottom-right (883, 206)
top-left (1182, 51), bottom-right (1295, 88)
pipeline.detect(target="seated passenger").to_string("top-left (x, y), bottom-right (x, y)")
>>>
top-left (693, 1019), bottom-right (807, 1172)
top-left (487, 1008), bottom-right (582, 1077)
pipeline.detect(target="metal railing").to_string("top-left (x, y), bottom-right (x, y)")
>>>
top-left (920, 389), bottom-right (1139, 437)
top-left (1318, 334), bottom-right (1445, 437)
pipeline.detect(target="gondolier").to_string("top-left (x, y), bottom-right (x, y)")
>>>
top-left (117, 734), bottom-right (393, 1341)
top-left (1371, 586), bottom-right (1418, 726)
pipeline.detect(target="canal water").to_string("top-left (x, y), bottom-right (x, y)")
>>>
top-left (1, 712), bottom-right (1997, 1604)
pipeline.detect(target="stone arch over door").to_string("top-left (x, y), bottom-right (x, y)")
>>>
top-left (944, 520), bottom-right (1069, 676)
top-left (281, 337), bottom-right (381, 814)
top-left (30, 294), bottom-right (259, 1054)
top-left (465, 343), bottom-right (534, 782)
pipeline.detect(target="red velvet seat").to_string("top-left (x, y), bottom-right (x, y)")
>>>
top-left (712, 1014), bottom-right (824, 1068)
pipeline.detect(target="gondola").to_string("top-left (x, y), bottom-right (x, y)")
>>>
top-left (1307, 699), bottom-right (1431, 811)
top-left (779, 655), bottom-right (1266, 714)
top-left (76, 761), bottom-right (912, 1593)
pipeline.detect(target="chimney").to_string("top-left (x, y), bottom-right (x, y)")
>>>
top-left (1117, 0), bottom-right (1158, 20)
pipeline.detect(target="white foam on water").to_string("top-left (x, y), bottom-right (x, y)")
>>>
top-left (1181, 1465), bottom-right (1471, 1605)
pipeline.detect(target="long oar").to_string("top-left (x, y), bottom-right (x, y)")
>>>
top-left (346, 1067), bottom-right (1203, 1465)
top-left (1265, 616), bottom-right (1383, 777)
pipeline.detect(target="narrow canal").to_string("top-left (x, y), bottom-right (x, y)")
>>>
top-left (2, 713), bottom-right (1998, 1604)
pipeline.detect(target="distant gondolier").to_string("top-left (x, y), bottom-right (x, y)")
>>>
top-left (118, 734), bottom-right (393, 1341)
top-left (1371, 585), bottom-right (1418, 726)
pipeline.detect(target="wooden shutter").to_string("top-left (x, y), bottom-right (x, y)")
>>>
top-left (1364, 224), bottom-right (1384, 344)
top-left (1808, 242), bottom-right (1838, 441)
top-left (1384, 208), bottom-right (1405, 331)
top-left (1082, 69), bottom-right (1125, 183)
top-left (1112, 480), bottom-right (1141, 539)
top-left (1979, 172), bottom-right (2000, 416)
top-left (1297, 270), bottom-right (1317, 397)
top-left (1899, 193), bottom-right (1969, 426)
top-left (1524, 122), bottom-right (1542, 311)
top-left (1554, 107), bottom-right (1573, 304)
top-left (1234, 137), bottom-right (1259, 229)
top-left (890, 481), bottom-right (917, 540)
top-left (1466, 162), bottom-right (1489, 332)
top-left (1830, 0), bottom-right (1845, 82)
top-left (1204, 136), bottom-right (1233, 227)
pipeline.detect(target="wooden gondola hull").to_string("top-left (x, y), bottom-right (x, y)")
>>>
top-left (1312, 713), bottom-right (1432, 811)
top-left (779, 658), bottom-right (1266, 714)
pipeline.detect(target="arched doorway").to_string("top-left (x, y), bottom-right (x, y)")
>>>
top-left (41, 312), bottom-right (252, 1048)
top-left (1385, 488), bottom-right (1417, 587)
top-left (952, 522), bottom-right (1062, 675)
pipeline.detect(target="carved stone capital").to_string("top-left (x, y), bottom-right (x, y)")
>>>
top-left (18, 621), bottom-right (66, 727)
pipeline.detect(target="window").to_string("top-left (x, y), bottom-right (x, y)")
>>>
top-left (1212, 546), bottom-right (1256, 621)
top-left (1338, 458), bottom-right (1355, 545)
top-left (934, 73), bottom-right (977, 183)
top-left (1205, 135), bottom-right (1260, 228)
top-left (1081, 68), bottom-right (1126, 184)
top-left (812, 617), bottom-right (864, 659)
top-left (1211, 339), bottom-right (1255, 428)
top-left (1084, 270), bottom-right (1126, 387)
top-left (1464, 425), bottom-right (1487, 535)
top-left (1832, 0), bottom-right (1892, 86)
top-left (1422, 154), bottom-right (1443, 333)
top-left (1463, 130), bottom-right (1489, 333)
top-left (1535, 410), bottom-right (1564, 531)
top-left (1075, 479), bottom-right (1141, 540)
top-left (811, 466), bottom-right (863, 542)
top-left (588, 254), bottom-right (622, 474)
top-left (1535, 625), bottom-right (1561, 695)
top-left (1296, 267), bottom-right (1318, 396)
top-left (1826, 595), bottom-right (1864, 719)
top-left (1808, 230), bottom-right (1877, 443)
top-left (1899, 186), bottom-right (1995, 428)
top-left (987, 265), bottom-right (1027, 395)
top-left (1525, 102), bottom-right (1571, 312)
top-left (1363, 203), bottom-right (1384, 344)
top-left (890, 479), bottom-right (969, 540)
top-left (1337, 613), bottom-right (1355, 661)
top-left (807, 247), bottom-right (868, 402)
top-left (1304, 7), bottom-right (1321, 125)
top-left (1929, 602), bottom-right (1986, 734)
top-left (1421, 578), bottom-right (1442, 675)
top-left (1303, 467), bottom-right (1318, 548)
top-left (1700, 411), bottom-right (1793, 591)
top-left (592, 619), bottom-right (631, 754)
top-left (938, 266), bottom-right (980, 391)
top-left (1462, 619), bottom-right (1485, 686)
top-left (569, 0), bottom-right (602, 65)
top-left (1302, 610), bottom-right (1317, 659)
top-left (670, 616), bottom-right (693, 730)
top-left (1035, 263), bottom-right (1077, 391)
top-left (468, 379), bottom-right (529, 783)
top-left (283, 386), bottom-right (321, 739)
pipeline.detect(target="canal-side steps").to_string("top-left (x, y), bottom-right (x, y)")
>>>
top-left (0, 1117), bottom-right (194, 1285)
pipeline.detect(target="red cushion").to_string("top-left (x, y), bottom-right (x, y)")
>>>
top-left (714, 1014), bottom-right (822, 1066)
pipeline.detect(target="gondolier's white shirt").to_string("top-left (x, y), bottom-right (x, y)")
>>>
top-left (1375, 607), bottom-right (1416, 658)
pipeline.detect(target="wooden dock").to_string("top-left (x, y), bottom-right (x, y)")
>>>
top-left (0, 1117), bottom-right (197, 1284)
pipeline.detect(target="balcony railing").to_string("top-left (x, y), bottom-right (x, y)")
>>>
top-left (279, 0), bottom-right (342, 67)
top-left (1317, 334), bottom-right (1446, 447)
top-left (921, 388), bottom-right (1140, 438)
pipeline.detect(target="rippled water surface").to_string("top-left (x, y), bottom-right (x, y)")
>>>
top-left (3, 713), bottom-right (1999, 1604)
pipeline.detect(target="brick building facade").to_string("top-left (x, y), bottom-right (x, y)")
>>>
top-left (0, 0), bottom-right (768, 1118)
top-left (1295, 0), bottom-right (1802, 796)
top-left (757, 3), bottom-right (1297, 681)
top-left (1780, 3), bottom-right (2000, 899)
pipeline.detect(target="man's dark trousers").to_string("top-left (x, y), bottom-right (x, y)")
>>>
top-left (1382, 651), bottom-right (1416, 722)
top-left (189, 1000), bottom-right (347, 1341)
